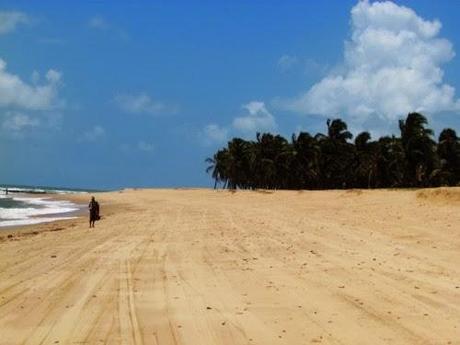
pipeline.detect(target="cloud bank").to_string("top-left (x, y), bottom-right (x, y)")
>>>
top-left (2, 111), bottom-right (39, 131)
top-left (0, 59), bottom-right (62, 110)
top-left (0, 58), bottom-right (63, 136)
top-left (282, 0), bottom-right (460, 127)
top-left (0, 11), bottom-right (28, 34)
top-left (88, 16), bottom-right (109, 30)
top-left (233, 101), bottom-right (277, 134)
top-left (202, 124), bottom-right (229, 145)
top-left (114, 93), bottom-right (173, 115)
top-left (81, 125), bottom-right (106, 142)
top-left (0, 12), bottom-right (64, 136)
top-left (277, 54), bottom-right (299, 71)
top-left (202, 101), bottom-right (277, 145)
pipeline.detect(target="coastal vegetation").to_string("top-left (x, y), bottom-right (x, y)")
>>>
top-left (206, 113), bottom-right (460, 190)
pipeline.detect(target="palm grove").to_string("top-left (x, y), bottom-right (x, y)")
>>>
top-left (206, 113), bottom-right (460, 190)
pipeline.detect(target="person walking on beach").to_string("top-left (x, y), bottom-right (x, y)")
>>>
top-left (89, 196), bottom-right (100, 228)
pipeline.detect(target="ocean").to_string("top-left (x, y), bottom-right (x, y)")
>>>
top-left (0, 184), bottom-right (99, 228)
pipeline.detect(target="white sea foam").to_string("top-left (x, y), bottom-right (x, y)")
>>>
top-left (0, 186), bottom-right (90, 195)
top-left (0, 187), bottom-right (46, 194)
top-left (0, 216), bottom-right (78, 227)
top-left (0, 196), bottom-right (81, 228)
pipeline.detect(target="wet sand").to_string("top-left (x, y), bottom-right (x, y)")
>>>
top-left (0, 188), bottom-right (459, 344)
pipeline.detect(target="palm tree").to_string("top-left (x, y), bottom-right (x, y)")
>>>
top-left (205, 114), bottom-right (458, 190)
top-left (205, 148), bottom-right (230, 189)
top-left (291, 132), bottom-right (321, 189)
top-left (327, 118), bottom-right (353, 143)
top-left (319, 119), bottom-right (354, 188)
top-left (226, 138), bottom-right (251, 189)
top-left (374, 136), bottom-right (405, 188)
top-left (353, 131), bottom-right (378, 188)
top-left (437, 128), bottom-right (460, 185)
top-left (399, 113), bottom-right (437, 187)
top-left (205, 155), bottom-right (219, 189)
top-left (248, 133), bottom-right (293, 189)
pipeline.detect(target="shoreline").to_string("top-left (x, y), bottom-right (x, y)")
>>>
top-left (0, 192), bottom-right (87, 232)
top-left (0, 192), bottom-right (104, 239)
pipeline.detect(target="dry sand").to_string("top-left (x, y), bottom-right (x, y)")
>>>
top-left (0, 188), bottom-right (459, 345)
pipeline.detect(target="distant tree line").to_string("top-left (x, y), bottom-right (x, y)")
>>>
top-left (206, 113), bottom-right (460, 190)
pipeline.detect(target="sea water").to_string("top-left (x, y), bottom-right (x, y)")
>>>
top-left (0, 184), bottom-right (92, 228)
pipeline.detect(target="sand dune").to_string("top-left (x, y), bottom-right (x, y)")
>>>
top-left (0, 188), bottom-right (459, 345)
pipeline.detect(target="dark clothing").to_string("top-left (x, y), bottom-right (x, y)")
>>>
top-left (89, 200), bottom-right (99, 221)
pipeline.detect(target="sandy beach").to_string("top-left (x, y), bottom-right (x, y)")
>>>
top-left (0, 188), bottom-right (459, 345)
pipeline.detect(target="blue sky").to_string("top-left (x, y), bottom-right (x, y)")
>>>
top-left (1, 0), bottom-right (460, 189)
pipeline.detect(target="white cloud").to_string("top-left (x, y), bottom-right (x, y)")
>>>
top-left (0, 59), bottom-right (62, 110)
top-left (278, 55), bottom-right (329, 77)
top-left (2, 111), bottom-right (39, 132)
top-left (137, 141), bottom-right (154, 152)
top-left (87, 16), bottom-right (129, 40)
top-left (88, 16), bottom-right (109, 30)
top-left (0, 59), bottom-right (63, 136)
top-left (0, 19), bottom-right (64, 137)
top-left (45, 69), bottom-right (61, 83)
top-left (304, 58), bottom-right (329, 77)
top-left (202, 102), bottom-right (278, 145)
top-left (114, 93), bottom-right (172, 115)
top-left (31, 70), bottom-right (40, 84)
top-left (233, 101), bottom-right (277, 134)
top-left (202, 124), bottom-right (228, 145)
top-left (81, 126), bottom-right (106, 142)
top-left (278, 54), bottom-right (299, 71)
top-left (0, 11), bottom-right (28, 34)
top-left (281, 0), bottom-right (460, 129)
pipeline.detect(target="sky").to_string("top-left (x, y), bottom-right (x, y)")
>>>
top-left (1, 0), bottom-right (460, 189)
